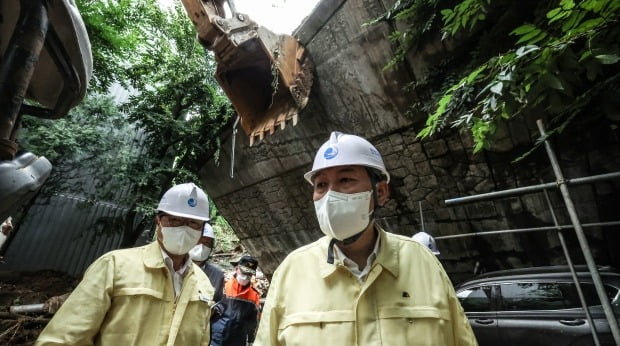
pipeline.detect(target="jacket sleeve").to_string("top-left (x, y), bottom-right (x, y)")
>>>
top-left (252, 269), bottom-right (282, 346)
top-left (444, 273), bottom-right (478, 346)
top-left (204, 263), bottom-right (226, 303)
top-left (35, 254), bottom-right (115, 346)
top-left (213, 271), bottom-right (225, 303)
top-left (245, 302), bottom-right (260, 343)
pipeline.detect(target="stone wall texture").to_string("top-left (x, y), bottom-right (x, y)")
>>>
top-left (197, 0), bottom-right (620, 283)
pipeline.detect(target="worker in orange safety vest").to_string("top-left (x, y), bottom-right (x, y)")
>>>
top-left (210, 255), bottom-right (261, 346)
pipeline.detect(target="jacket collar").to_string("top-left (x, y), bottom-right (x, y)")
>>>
top-left (143, 241), bottom-right (196, 275)
top-left (319, 225), bottom-right (399, 279)
top-left (143, 241), bottom-right (167, 269)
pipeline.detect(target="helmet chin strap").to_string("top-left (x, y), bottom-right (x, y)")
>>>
top-left (326, 218), bottom-right (374, 264)
top-left (366, 167), bottom-right (381, 210)
top-left (327, 170), bottom-right (380, 264)
top-left (327, 238), bottom-right (338, 264)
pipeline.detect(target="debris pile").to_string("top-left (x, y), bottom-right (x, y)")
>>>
top-left (0, 270), bottom-right (78, 345)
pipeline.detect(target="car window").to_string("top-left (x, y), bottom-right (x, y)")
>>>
top-left (559, 283), bottom-right (620, 308)
top-left (457, 285), bottom-right (493, 312)
top-left (499, 282), bottom-right (565, 311)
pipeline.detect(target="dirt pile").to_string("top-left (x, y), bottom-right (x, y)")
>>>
top-left (0, 270), bottom-right (78, 345)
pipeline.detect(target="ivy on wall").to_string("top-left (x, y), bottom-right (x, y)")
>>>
top-left (377, 0), bottom-right (620, 153)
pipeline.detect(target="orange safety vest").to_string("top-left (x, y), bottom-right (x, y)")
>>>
top-left (210, 277), bottom-right (261, 346)
top-left (224, 277), bottom-right (261, 306)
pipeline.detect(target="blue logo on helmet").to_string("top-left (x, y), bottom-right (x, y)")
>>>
top-left (187, 198), bottom-right (197, 207)
top-left (369, 147), bottom-right (380, 157)
top-left (324, 147), bottom-right (338, 160)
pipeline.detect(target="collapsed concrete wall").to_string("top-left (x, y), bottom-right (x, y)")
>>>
top-left (198, 0), bottom-right (620, 282)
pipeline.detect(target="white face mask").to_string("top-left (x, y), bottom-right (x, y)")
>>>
top-left (236, 272), bottom-right (250, 286)
top-left (314, 190), bottom-right (373, 241)
top-left (189, 244), bottom-right (212, 262)
top-left (160, 225), bottom-right (201, 255)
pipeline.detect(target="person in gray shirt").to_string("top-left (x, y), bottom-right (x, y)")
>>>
top-left (190, 223), bottom-right (225, 303)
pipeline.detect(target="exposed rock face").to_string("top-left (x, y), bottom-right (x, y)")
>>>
top-left (198, 0), bottom-right (620, 282)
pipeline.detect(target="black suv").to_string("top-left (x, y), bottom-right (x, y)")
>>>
top-left (455, 266), bottom-right (620, 346)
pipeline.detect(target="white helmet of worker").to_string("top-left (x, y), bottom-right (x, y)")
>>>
top-left (202, 223), bottom-right (215, 238)
top-left (157, 183), bottom-right (210, 221)
top-left (304, 131), bottom-right (390, 184)
top-left (412, 231), bottom-right (440, 255)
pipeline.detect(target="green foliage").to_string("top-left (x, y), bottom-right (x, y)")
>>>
top-left (367, 0), bottom-right (440, 70)
top-left (377, 0), bottom-right (620, 153)
top-left (76, 0), bottom-right (165, 92)
top-left (18, 1), bottom-right (233, 243)
top-left (19, 95), bottom-right (139, 200)
top-left (119, 2), bottom-right (234, 215)
top-left (209, 204), bottom-right (239, 252)
top-left (440, 0), bottom-right (491, 39)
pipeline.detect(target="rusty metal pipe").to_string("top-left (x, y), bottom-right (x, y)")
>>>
top-left (0, 0), bottom-right (48, 159)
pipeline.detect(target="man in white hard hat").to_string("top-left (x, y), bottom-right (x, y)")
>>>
top-left (254, 132), bottom-right (476, 345)
top-left (190, 223), bottom-right (225, 303)
top-left (412, 231), bottom-right (441, 255)
top-left (36, 183), bottom-right (215, 346)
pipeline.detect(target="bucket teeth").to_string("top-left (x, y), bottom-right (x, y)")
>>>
top-left (180, 0), bottom-right (314, 145)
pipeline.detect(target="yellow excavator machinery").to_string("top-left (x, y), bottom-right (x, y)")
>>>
top-left (180, 0), bottom-right (314, 145)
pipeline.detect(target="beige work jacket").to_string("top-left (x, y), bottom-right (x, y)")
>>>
top-left (35, 241), bottom-right (214, 346)
top-left (255, 226), bottom-right (477, 346)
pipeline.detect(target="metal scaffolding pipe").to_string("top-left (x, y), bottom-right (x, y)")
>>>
top-left (542, 186), bottom-right (600, 346)
top-left (419, 201), bottom-right (425, 233)
top-left (444, 172), bottom-right (620, 206)
top-left (537, 120), bottom-right (620, 344)
top-left (434, 221), bottom-right (620, 240)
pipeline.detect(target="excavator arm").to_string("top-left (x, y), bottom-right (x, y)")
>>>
top-left (180, 0), bottom-right (314, 145)
top-left (0, 0), bottom-right (92, 222)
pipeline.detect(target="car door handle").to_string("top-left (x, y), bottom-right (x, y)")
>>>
top-left (474, 319), bottom-right (495, 325)
top-left (559, 319), bottom-right (586, 326)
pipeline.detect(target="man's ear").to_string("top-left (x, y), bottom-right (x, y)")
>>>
top-left (154, 216), bottom-right (162, 241)
top-left (376, 181), bottom-right (390, 206)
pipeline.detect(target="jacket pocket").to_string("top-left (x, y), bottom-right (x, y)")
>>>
top-left (279, 310), bottom-right (355, 345)
top-left (187, 293), bottom-right (211, 325)
top-left (115, 287), bottom-right (167, 300)
top-left (379, 306), bottom-right (451, 345)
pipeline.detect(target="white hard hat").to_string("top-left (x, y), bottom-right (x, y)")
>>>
top-left (412, 231), bottom-right (440, 255)
top-left (304, 131), bottom-right (390, 184)
top-left (202, 223), bottom-right (215, 238)
top-left (157, 183), bottom-right (210, 221)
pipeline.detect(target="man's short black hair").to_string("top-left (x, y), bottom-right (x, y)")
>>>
top-left (365, 167), bottom-right (387, 183)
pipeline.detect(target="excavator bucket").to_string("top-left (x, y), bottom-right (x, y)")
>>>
top-left (180, 0), bottom-right (314, 145)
